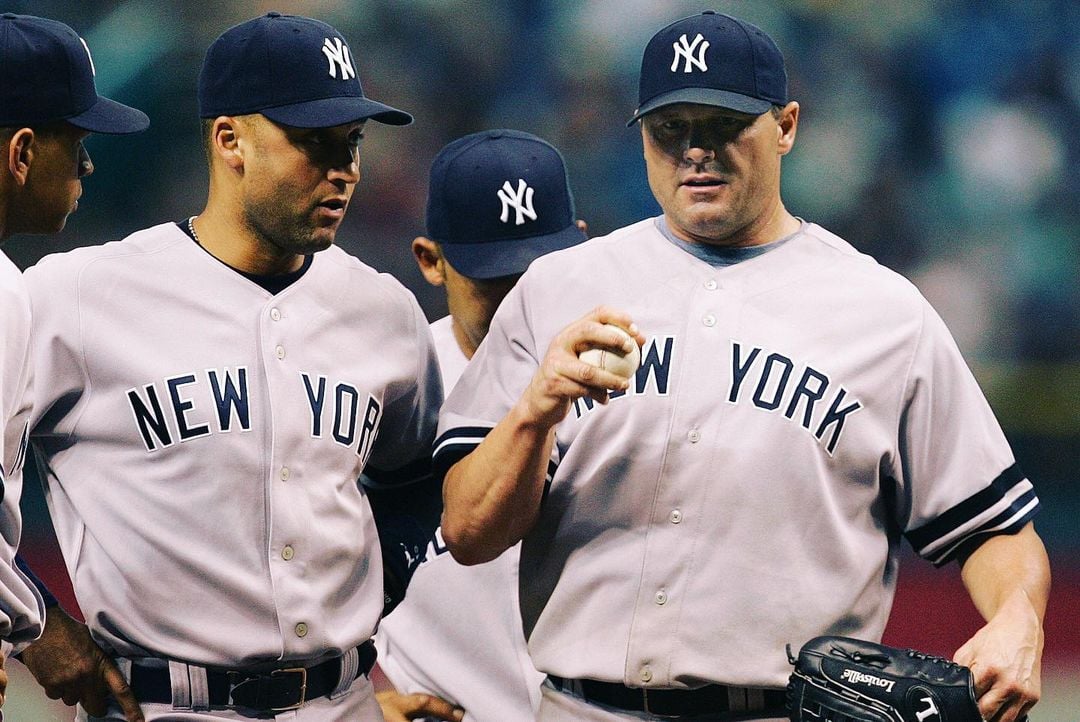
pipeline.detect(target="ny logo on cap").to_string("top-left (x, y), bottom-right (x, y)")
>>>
top-left (322, 37), bottom-right (356, 80)
top-left (671, 33), bottom-right (709, 73)
top-left (497, 179), bottom-right (537, 225)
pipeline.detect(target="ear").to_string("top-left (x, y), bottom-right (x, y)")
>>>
top-left (210, 116), bottom-right (245, 171)
top-left (575, 219), bottom-right (589, 237)
top-left (777, 101), bottom-right (799, 156)
top-left (411, 236), bottom-right (446, 287)
top-left (6, 128), bottom-right (35, 186)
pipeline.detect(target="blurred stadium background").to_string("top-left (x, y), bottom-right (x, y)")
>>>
top-left (2, 0), bottom-right (1076, 719)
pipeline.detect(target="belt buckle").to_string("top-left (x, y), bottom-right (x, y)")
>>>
top-left (268, 667), bottom-right (307, 712)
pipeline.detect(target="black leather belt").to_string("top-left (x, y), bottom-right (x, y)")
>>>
top-left (547, 674), bottom-right (787, 719)
top-left (129, 640), bottom-right (377, 712)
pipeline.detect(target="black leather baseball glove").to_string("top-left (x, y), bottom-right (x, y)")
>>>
top-left (786, 636), bottom-right (981, 722)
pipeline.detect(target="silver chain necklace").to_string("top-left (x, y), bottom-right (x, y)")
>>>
top-left (187, 216), bottom-right (201, 245)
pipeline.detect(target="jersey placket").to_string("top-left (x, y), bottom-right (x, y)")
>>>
top-left (259, 296), bottom-right (312, 654)
top-left (624, 271), bottom-right (741, 687)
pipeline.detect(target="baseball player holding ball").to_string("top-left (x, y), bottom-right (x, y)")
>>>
top-left (0, 12), bottom-right (148, 711)
top-left (375, 129), bottom-right (587, 722)
top-left (436, 11), bottom-right (1048, 722)
top-left (21, 13), bottom-right (440, 721)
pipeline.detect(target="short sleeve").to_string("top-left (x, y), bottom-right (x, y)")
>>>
top-left (897, 300), bottom-right (1039, 565)
top-left (24, 255), bottom-right (91, 437)
top-left (433, 277), bottom-right (548, 479)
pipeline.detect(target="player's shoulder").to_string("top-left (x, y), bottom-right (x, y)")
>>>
top-left (311, 243), bottom-right (384, 278)
top-left (0, 252), bottom-right (30, 318)
top-left (26, 222), bottom-right (187, 285)
top-left (521, 217), bottom-right (660, 281)
top-left (796, 222), bottom-right (928, 308)
top-left (0, 251), bottom-right (24, 293)
top-left (547, 217), bottom-right (655, 259)
top-left (313, 245), bottom-right (424, 314)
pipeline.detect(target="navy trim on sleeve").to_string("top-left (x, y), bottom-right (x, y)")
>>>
top-left (431, 426), bottom-right (494, 480)
top-left (905, 463), bottom-right (1040, 566)
top-left (431, 425), bottom-right (561, 502)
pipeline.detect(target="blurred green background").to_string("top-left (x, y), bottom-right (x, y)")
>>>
top-left (2, 0), bottom-right (1076, 719)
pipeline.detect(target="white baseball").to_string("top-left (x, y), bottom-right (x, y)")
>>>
top-left (579, 324), bottom-right (641, 379)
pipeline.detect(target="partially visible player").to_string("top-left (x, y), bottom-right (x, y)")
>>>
top-left (20, 13), bottom-right (437, 721)
top-left (375, 129), bottom-right (587, 722)
top-left (437, 11), bottom-right (1049, 722)
top-left (0, 11), bottom-right (147, 712)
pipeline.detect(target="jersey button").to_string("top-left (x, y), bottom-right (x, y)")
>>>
top-left (281, 545), bottom-right (294, 561)
top-left (640, 666), bottom-right (652, 683)
top-left (275, 345), bottom-right (285, 360)
top-left (687, 429), bottom-right (701, 443)
top-left (704, 279), bottom-right (718, 290)
top-left (669, 509), bottom-right (682, 524)
top-left (294, 622), bottom-right (308, 638)
top-left (270, 308), bottom-right (281, 321)
top-left (655, 590), bottom-right (668, 605)
top-left (702, 314), bottom-right (716, 327)
top-left (280, 467), bottom-right (290, 481)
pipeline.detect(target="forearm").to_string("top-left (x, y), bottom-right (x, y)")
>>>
top-left (960, 522), bottom-right (1050, 624)
top-left (442, 402), bottom-right (555, 565)
top-left (442, 306), bottom-right (643, 565)
top-left (953, 522), bottom-right (1049, 720)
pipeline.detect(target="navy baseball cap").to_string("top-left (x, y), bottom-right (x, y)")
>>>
top-left (0, 13), bottom-right (149, 133)
top-left (426, 130), bottom-right (587, 280)
top-left (629, 11), bottom-right (787, 125)
top-left (199, 12), bottom-right (411, 128)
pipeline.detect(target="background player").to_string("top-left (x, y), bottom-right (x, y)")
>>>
top-left (0, 12), bottom-right (147, 712)
top-left (20, 13), bottom-right (439, 721)
top-left (435, 11), bottom-right (1049, 722)
top-left (375, 129), bottom-right (587, 722)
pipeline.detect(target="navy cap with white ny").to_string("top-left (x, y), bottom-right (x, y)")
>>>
top-left (199, 12), bottom-right (412, 128)
top-left (629, 10), bottom-right (788, 125)
top-left (0, 12), bottom-right (148, 133)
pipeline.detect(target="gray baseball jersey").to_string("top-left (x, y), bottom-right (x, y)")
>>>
top-left (0, 252), bottom-right (45, 647)
top-left (435, 218), bottom-right (1039, 689)
top-left (376, 314), bottom-right (543, 721)
top-left (25, 222), bottom-right (441, 666)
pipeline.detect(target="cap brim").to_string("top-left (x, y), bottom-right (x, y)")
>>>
top-left (67, 96), bottom-right (150, 135)
top-left (627, 87), bottom-right (774, 126)
top-left (438, 223), bottom-right (587, 280)
top-left (261, 96), bottom-right (413, 128)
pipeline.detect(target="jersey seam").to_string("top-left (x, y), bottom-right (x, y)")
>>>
top-left (892, 300), bottom-right (928, 533)
top-left (11, 284), bottom-right (33, 458)
top-left (67, 262), bottom-right (95, 442)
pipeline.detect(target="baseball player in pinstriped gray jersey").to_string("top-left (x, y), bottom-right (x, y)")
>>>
top-left (20, 13), bottom-right (440, 721)
top-left (434, 12), bottom-right (1048, 722)
top-left (0, 12), bottom-right (147, 714)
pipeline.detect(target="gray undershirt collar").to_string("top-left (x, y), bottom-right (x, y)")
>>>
top-left (655, 216), bottom-right (803, 267)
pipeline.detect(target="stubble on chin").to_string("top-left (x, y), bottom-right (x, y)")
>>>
top-left (669, 205), bottom-right (735, 245)
top-left (244, 204), bottom-right (334, 256)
